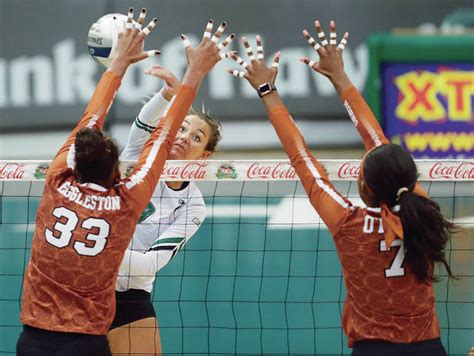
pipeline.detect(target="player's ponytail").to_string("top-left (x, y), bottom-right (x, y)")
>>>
top-left (363, 144), bottom-right (457, 284)
top-left (397, 190), bottom-right (456, 283)
top-left (75, 128), bottom-right (119, 184)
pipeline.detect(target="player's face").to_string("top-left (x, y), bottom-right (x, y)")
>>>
top-left (169, 115), bottom-right (212, 160)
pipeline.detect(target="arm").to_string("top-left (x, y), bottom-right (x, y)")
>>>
top-left (300, 20), bottom-right (388, 152)
top-left (228, 36), bottom-right (350, 235)
top-left (120, 66), bottom-right (181, 161)
top-left (120, 197), bottom-right (206, 275)
top-left (47, 72), bottom-right (121, 178)
top-left (122, 20), bottom-right (234, 213)
top-left (264, 96), bottom-right (351, 235)
top-left (119, 89), bottom-right (170, 161)
top-left (301, 20), bottom-right (426, 197)
top-left (48, 7), bottom-right (160, 179)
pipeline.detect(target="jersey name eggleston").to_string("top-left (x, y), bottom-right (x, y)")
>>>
top-left (57, 181), bottom-right (121, 211)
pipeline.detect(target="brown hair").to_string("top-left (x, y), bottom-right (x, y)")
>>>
top-left (75, 128), bottom-right (119, 184)
top-left (187, 105), bottom-right (222, 152)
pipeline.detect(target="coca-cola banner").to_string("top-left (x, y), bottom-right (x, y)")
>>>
top-left (382, 63), bottom-right (474, 158)
top-left (0, 0), bottom-right (472, 131)
top-left (1, 160), bottom-right (473, 182)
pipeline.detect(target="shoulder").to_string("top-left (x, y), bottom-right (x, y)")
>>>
top-left (334, 205), bottom-right (367, 235)
top-left (188, 181), bottom-right (204, 199)
top-left (46, 167), bottom-right (74, 186)
top-left (186, 182), bottom-right (205, 208)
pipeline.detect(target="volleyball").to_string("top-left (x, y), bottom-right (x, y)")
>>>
top-left (87, 13), bottom-right (134, 67)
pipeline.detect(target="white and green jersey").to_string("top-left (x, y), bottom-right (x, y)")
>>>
top-left (115, 89), bottom-right (207, 293)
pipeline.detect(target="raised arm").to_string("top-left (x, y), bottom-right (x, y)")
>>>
top-left (301, 20), bottom-right (426, 197)
top-left (227, 37), bottom-right (351, 235)
top-left (300, 20), bottom-right (388, 152)
top-left (48, 7), bottom-right (159, 178)
top-left (123, 20), bottom-right (234, 213)
top-left (120, 67), bottom-right (181, 161)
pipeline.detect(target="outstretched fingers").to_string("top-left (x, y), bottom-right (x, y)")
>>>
top-left (329, 20), bottom-right (337, 46)
top-left (271, 51), bottom-right (281, 70)
top-left (202, 19), bottom-right (214, 41)
top-left (226, 68), bottom-right (246, 78)
top-left (142, 18), bottom-right (158, 36)
top-left (242, 37), bottom-right (256, 62)
top-left (338, 32), bottom-right (349, 51)
top-left (218, 33), bottom-right (236, 59)
top-left (226, 51), bottom-right (247, 78)
top-left (180, 34), bottom-right (191, 48)
top-left (256, 35), bottom-right (264, 60)
top-left (136, 8), bottom-right (146, 31)
top-left (230, 52), bottom-right (249, 69)
top-left (131, 50), bottom-right (160, 63)
top-left (211, 22), bottom-right (226, 44)
top-left (299, 56), bottom-right (318, 71)
top-left (126, 7), bottom-right (134, 32)
top-left (303, 29), bottom-right (321, 51)
top-left (315, 20), bottom-right (328, 47)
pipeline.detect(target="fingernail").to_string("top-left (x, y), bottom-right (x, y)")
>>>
top-left (209, 19), bottom-right (213, 23)
top-left (153, 18), bottom-right (158, 23)
top-left (180, 34), bottom-right (185, 39)
top-left (141, 8), bottom-right (146, 13)
top-left (330, 20), bottom-right (335, 26)
top-left (315, 20), bottom-right (320, 26)
top-left (221, 22), bottom-right (227, 26)
top-left (155, 51), bottom-right (161, 55)
top-left (129, 7), bottom-right (133, 12)
top-left (230, 33), bottom-right (235, 38)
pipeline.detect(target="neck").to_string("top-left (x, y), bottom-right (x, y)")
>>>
top-left (166, 181), bottom-right (185, 190)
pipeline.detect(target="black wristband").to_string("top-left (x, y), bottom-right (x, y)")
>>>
top-left (257, 83), bottom-right (277, 97)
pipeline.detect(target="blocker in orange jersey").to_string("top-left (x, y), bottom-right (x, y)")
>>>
top-left (20, 71), bottom-right (197, 335)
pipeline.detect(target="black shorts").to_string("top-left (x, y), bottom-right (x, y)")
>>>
top-left (352, 337), bottom-right (447, 355)
top-left (110, 289), bottom-right (156, 330)
top-left (16, 325), bottom-right (111, 356)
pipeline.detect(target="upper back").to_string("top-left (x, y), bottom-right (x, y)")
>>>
top-left (33, 169), bottom-right (139, 289)
top-left (336, 206), bottom-right (436, 328)
top-left (334, 206), bottom-right (440, 344)
top-left (21, 168), bottom-right (141, 334)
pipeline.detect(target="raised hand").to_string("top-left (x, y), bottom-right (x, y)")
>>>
top-left (226, 35), bottom-right (281, 91)
top-left (144, 66), bottom-right (180, 100)
top-left (109, 7), bottom-right (160, 76)
top-left (180, 20), bottom-right (235, 84)
top-left (299, 20), bottom-right (351, 93)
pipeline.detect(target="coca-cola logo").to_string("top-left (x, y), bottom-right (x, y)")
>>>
top-left (0, 162), bottom-right (26, 180)
top-left (161, 162), bottom-right (208, 180)
top-left (337, 162), bottom-right (360, 179)
top-left (246, 162), bottom-right (296, 179)
top-left (428, 162), bottom-right (474, 180)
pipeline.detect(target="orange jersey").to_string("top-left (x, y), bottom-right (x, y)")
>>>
top-left (20, 71), bottom-right (196, 335)
top-left (267, 87), bottom-right (439, 346)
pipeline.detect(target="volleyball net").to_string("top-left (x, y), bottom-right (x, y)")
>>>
top-left (0, 160), bottom-right (473, 355)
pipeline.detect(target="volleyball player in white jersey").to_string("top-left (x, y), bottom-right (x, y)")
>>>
top-left (107, 64), bottom-right (223, 354)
